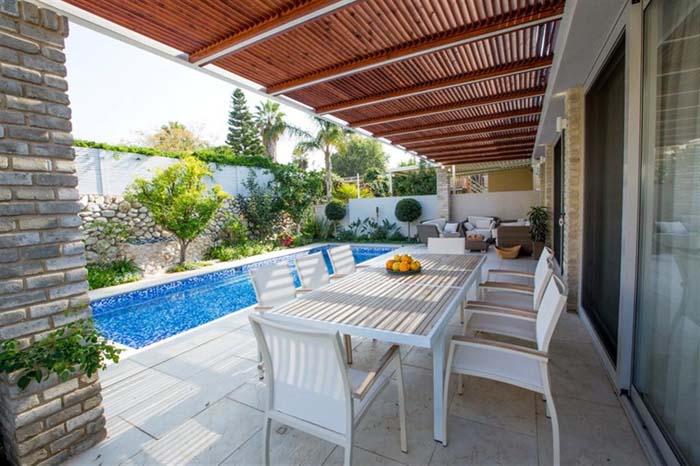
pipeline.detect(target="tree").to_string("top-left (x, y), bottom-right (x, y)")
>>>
top-left (126, 158), bottom-right (227, 265)
top-left (226, 88), bottom-right (265, 157)
top-left (331, 134), bottom-right (388, 177)
top-left (146, 121), bottom-right (207, 153)
top-left (295, 117), bottom-right (347, 201)
top-left (254, 100), bottom-right (308, 162)
top-left (393, 166), bottom-right (437, 196)
top-left (236, 173), bottom-right (279, 241)
top-left (395, 198), bottom-right (422, 238)
top-left (269, 164), bottom-right (324, 234)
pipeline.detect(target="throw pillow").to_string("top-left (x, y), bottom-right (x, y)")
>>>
top-left (475, 219), bottom-right (491, 229)
top-left (444, 222), bottom-right (459, 233)
top-left (463, 221), bottom-right (475, 231)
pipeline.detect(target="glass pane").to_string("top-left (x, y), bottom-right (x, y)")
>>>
top-left (634, 1), bottom-right (700, 464)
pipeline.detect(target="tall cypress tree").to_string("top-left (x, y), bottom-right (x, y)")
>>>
top-left (226, 88), bottom-right (264, 156)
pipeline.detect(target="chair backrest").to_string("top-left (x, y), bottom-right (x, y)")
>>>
top-left (249, 263), bottom-right (297, 308)
top-left (535, 274), bottom-right (568, 352)
top-left (249, 314), bottom-right (352, 435)
top-left (533, 255), bottom-right (554, 309)
top-left (295, 252), bottom-right (330, 289)
top-left (328, 245), bottom-right (356, 275)
top-left (427, 237), bottom-right (465, 255)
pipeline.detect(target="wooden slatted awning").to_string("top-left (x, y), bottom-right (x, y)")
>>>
top-left (62, 0), bottom-right (565, 165)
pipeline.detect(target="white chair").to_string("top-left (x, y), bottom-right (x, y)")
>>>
top-left (443, 274), bottom-right (568, 466)
top-left (427, 237), bottom-right (465, 255)
top-left (295, 251), bottom-right (330, 290)
top-left (249, 263), bottom-right (309, 379)
top-left (295, 252), bottom-right (353, 364)
top-left (476, 248), bottom-right (554, 310)
top-left (487, 246), bottom-right (553, 284)
top-left (328, 244), bottom-right (357, 277)
top-left (249, 314), bottom-right (407, 466)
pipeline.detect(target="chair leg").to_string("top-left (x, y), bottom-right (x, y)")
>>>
top-left (442, 344), bottom-right (455, 447)
top-left (344, 437), bottom-right (353, 466)
top-left (457, 374), bottom-right (463, 395)
top-left (541, 364), bottom-right (560, 466)
top-left (395, 356), bottom-right (408, 453)
top-left (343, 334), bottom-right (353, 365)
top-left (262, 415), bottom-right (272, 466)
top-left (257, 349), bottom-right (264, 380)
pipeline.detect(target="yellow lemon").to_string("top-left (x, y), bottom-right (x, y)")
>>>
top-left (385, 260), bottom-right (395, 270)
top-left (393, 255), bottom-right (402, 262)
top-left (410, 261), bottom-right (420, 272)
top-left (392, 262), bottom-right (401, 272)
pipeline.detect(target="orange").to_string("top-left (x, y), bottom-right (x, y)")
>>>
top-left (385, 260), bottom-right (395, 270)
top-left (401, 255), bottom-right (411, 263)
top-left (399, 262), bottom-right (410, 272)
top-left (392, 262), bottom-right (401, 272)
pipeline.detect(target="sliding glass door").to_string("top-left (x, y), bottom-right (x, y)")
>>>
top-left (633, 0), bottom-right (699, 464)
top-left (553, 137), bottom-right (564, 264)
top-left (582, 37), bottom-right (626, 363)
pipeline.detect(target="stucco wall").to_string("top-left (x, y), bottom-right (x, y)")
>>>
top-left (451, 191), bottom-right (542, 221)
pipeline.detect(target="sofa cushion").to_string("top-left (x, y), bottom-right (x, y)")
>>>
top-left (463, 221), bottom-right (475, 231)
top-left (422, 218), bottom-right (447, 231)
top-left (474, 219), bottom-right (492, 229)
top-left (444, 222), bottom-right (459, 234)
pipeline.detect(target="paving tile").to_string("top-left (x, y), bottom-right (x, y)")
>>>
top-left (535, 396), bottom-right (648, 466)
top-left (550, 311), bottom-right (592, 344)
top-left (323, 446), bottom-right (408, 466)
top-left (101, 368), bottom-right (182, 417)
top-left (154, 332), bottom-right (257, 379)
top-left (123, 398), bottom-right (261, 466)
top-left (128, 337), bottom-right (201, 368)
top-left (449, 376), bottom-right (537, 437)
top-left (354, 365), bottom-right (445, 466)
top-left (430, 414), bottom-right (538, 466)
top-left (221, 421), bottom-right (335, 466)
top-left (99, 359), bottom-right (149, 389)
top-left (227, 375), bottom-right (266, 412)
top-left (63, 416), bottom-right (153, 466)
top-left (548, 339), bottom-right (619, 408)
top-left (120, 356), bottom-right (257, 438)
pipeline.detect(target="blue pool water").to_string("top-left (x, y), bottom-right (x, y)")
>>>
top-left (91, 245), bottom-right (396, 348)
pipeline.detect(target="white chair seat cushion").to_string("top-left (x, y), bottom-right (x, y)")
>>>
top-left (468, 313), bottom-right (536, 342)
top-left (349, 368), bottom-right (391, 423)
top-left (452, 344), bottom-right (544, 393)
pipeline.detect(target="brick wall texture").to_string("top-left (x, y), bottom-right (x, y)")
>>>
top-left (0, 2), bottom-right (106, 465)
top-left (564, 87), bottom-right (584, 310)
top-left (436, 168), bottom-right (450, 219)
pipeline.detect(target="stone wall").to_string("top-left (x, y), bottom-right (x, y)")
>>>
top-left (543, 144), bottom-right (554, 248)
top-left (79, 194), bottom-right (235, 273)
top-left (564, 87), bottom-right (585, 310)
top-left (436, 168), bottom-right (451, 219)
top-left (0, 2), bottom-right (106, 465)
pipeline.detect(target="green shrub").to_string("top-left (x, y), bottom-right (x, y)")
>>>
top-left (325, 201), bottom-right (346, 221)
top-left (87, 259), bottom-right (142, 290)
top-left (395, 198), bottom-right (422, 238)
top-left (219, 216), bottom-right (248, 244)
top-left (204, 242), bottom-right (280, 262)
top-left (75, 140), bottom-right (275, 169)
top-left (0, 313), bottom-right (122, 390)
top-left (302, 215), bottom-right (332, 240)
top-left (166, 261), bottom-right (213, 273)
top-left (236, 174), bottom-right (279, 241)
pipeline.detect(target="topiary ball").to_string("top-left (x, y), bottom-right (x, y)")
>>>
top-left (395, 198), bottom-right (422, 222)
top-left (325, 201), bottom-right (347, 221)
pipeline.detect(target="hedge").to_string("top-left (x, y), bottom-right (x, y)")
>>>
top-left (74, 140), bottom-right (276, 169)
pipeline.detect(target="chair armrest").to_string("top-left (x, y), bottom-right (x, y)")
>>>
top-left (451, 335), bottom-right (547, 361)
top-left (355, 264), bottom-right (369, 269)
top-left (487, 269), bottom-right (535, 281)
top-left (468, 306), bottom-right (537, 320)
top-left (479, 281), bottom-right (534, 295)
top-left (295, 288), bottom-right (314, 296)
top-left (466, 300), bottom-right (535, 314)
top-left (352, 345), bottom-right (400, 400)
top-left (254, 305), bottom-right (273, 312)
top-left (330, 273), bottom-right (347, 280)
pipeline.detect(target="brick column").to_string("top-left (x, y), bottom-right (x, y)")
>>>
top-left (435, 167), bottom-right (450, 219)
top-left (0, 2), bottom-right (106, 465)
top-left (542, 144), bottom-right (554, 248)
top-left (563, 87), bottom-right (584, 310)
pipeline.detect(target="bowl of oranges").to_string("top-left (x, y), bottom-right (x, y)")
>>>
top-left (385, 254), bottom-right (422, 275)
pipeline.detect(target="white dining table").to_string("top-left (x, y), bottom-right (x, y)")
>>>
top-left (266, 252), bottom-right (486, 443)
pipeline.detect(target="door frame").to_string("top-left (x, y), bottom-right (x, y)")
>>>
top-left (553, 135), bottom-right (565, 264)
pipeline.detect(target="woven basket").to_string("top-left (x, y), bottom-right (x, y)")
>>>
top-left (495, 245), bottom-right (521, 259)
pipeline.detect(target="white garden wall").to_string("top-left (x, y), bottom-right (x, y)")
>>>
top-left (74, 147), bottom-right (273, 196)
top-left (451, 190), bottom-right (542, 221)
top-left (339, 195), bottom-right (439, 236)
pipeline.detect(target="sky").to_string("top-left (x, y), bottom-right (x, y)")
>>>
top-left (64, 23), bottom-right (414, 170)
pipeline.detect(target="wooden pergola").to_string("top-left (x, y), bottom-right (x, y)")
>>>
top-left (58, 0), bottom-right (565, 166)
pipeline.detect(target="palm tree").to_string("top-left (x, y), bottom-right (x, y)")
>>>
top-left (295, 117), bottom-right (347, 201)
top-left (254, 100), bottom-right (307, 162)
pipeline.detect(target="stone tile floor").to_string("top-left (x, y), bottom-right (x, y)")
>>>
top-left (66, 250), bottom-right (648, 466)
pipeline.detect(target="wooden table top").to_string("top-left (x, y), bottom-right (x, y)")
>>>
top-left (269, 254), bottom-right (484, 338)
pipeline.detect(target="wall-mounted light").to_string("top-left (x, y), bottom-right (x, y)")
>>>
top-left (556, 117), bottom-right (569, 132)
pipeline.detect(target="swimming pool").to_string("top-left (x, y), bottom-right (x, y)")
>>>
top-left (91, 245), bottom-right (396, 348)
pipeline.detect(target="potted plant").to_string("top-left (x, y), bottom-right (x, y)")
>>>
top-left (527, 206), bottom-right (548, 259)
